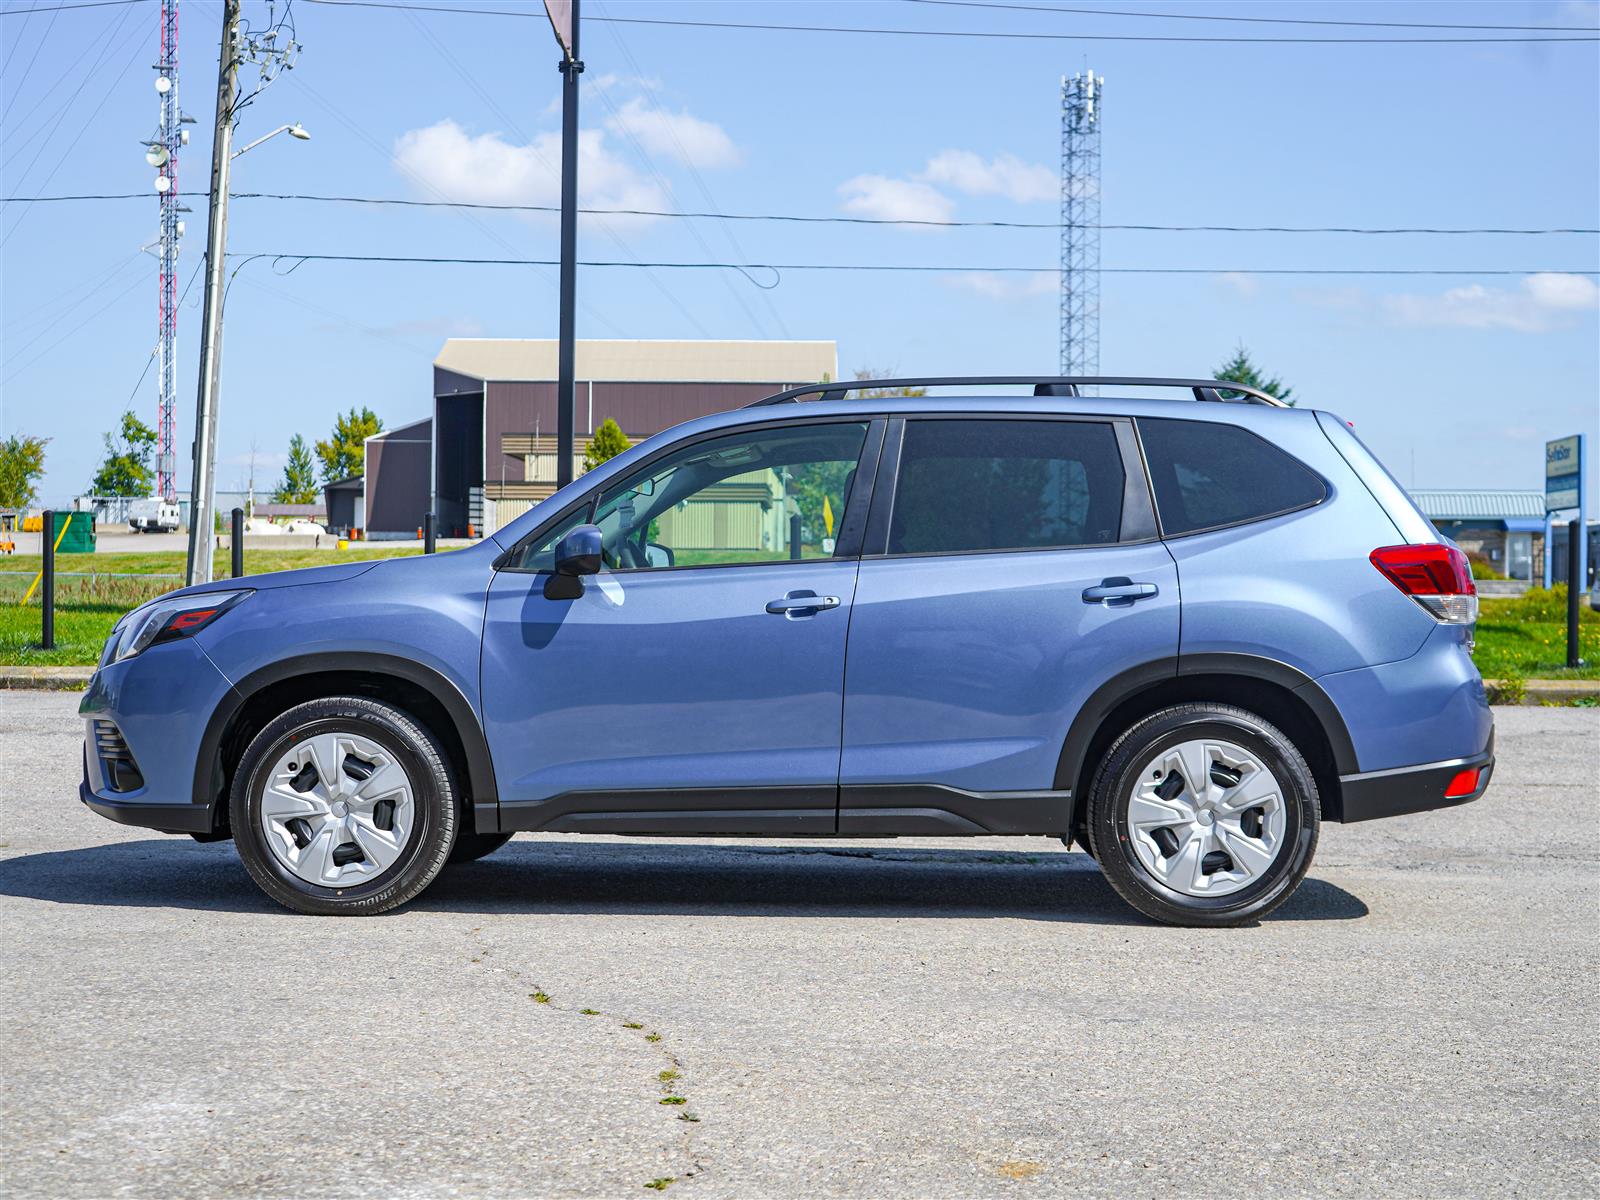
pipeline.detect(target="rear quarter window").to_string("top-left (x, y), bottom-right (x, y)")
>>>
top-left (1137, 417), bottom-right (1327, 537)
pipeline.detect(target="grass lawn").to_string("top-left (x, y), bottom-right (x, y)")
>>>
top-left (0, 546), bottom-right (424, 666)
top-left (1473, 591), bottom-right (1599, 681)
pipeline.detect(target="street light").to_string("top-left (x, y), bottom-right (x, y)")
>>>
top-left (231, 121), bottom-right (311, 159)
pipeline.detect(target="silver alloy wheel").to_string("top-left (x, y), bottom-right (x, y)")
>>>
top-left (1125, 737), bottom-right (1286, 898)
top-left (259, 731), bottom-right (415, 888)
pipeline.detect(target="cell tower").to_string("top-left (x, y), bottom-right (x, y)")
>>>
top-left (1059, 70), bottom-right (1102, 377)
top-left (145, 0), bottom-right (188, 502)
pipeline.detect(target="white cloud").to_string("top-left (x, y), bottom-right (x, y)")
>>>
top-left (602, 96), bottom-right (740, 169)
top-left (836, 174), bottom-right (955, 224)
top-left (942, 271), bottom-right (1057, 300)
top-left (392, 119), bottom-right (666, 225)
top-left (921, 149), bottom-right (1056, 204)
top-left (1216, 272), bottom-right (1262, 299)
top-left (1380, 272), bottom-right (1599, 333)
top-left (835, 148), bottom-right (1054, 227)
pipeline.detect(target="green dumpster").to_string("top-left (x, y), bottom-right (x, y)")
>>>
top-left (49, 511), bottom-right (96, 554)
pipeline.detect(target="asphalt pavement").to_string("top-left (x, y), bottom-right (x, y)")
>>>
top-left (1, 692), bottom-right (1595, 1199)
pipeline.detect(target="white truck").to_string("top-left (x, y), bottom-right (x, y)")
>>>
top-left (127, 499), bottom-right (180, 533)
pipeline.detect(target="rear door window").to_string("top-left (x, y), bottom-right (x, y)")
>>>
top-left (1137, 417), bottom-right (1327, 536)
top-left (888, 419), bottom-right (1124, 555)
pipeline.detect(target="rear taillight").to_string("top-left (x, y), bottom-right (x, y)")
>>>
top-left (1370, 544), bottom-right (1478, 625)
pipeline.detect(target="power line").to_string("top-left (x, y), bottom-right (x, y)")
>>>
top-left (8, 191), bottom-right (1597, 236)
top-left (899, 0), bottom-right (1600, 33)
top-left (0, 0), bottom-right (146, 14)
top-left (299, 0), bottom-right (1600, 45)
top-left (230, 252), bottom-right (1600, 278)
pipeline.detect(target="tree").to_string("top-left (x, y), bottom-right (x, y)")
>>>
top-left (90, 411), bottom-right (157, 497)
top-left (273, 434), bottom-right (320, 503)
top-left (783, 369), bottom-right (929, 548)
top-left (315, 406), bottom-right (383, 483)
top-left (1214, 344), bottom-right (1294, 406)
top-left (851, 365), bottom-right (927, 400)
top-left (582, 417), bottom-right (630, 473)
top-left (0, 434), bottom-right (48, 510)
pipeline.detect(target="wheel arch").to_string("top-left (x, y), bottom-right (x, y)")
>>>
top-left (194, 653), bottom-right (500, 834)
top-left (1055, 654), bottom-right (1357, 837)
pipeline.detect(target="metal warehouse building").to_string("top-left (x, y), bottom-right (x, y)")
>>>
top-left (355, 339), bottom-right (837, 540)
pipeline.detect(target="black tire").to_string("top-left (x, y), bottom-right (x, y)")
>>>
top-left (1085, 703), bottom-right (1319, 928)
top-left (448, 831), bottom-right (515, 864)
top-left (230, 696), bottom-right (458, 915)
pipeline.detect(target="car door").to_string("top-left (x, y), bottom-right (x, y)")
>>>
top-left (481, 417), bottom-right (883, 835)
top-left (838, 414), bottom-right (1179, 834)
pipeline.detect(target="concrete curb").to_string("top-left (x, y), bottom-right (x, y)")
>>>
top-left (0, 666), bottom-right (93, 691)
top-left (1483, 678), bottom-right (1600, 706)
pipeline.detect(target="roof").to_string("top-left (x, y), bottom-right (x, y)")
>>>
top-left (323, 474), bottom-right (363, 491)
top-left (433, 339), bottom-right (838, 385)
top-left (1410, 490), bottom-right (1546, 521)
top-left (368, 417), bottom-right (431, 443)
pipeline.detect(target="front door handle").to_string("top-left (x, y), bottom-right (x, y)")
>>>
top-left (765, 592), bottom-right (841, 616)
top-left (1082, 577), bottom-right (1159, 606)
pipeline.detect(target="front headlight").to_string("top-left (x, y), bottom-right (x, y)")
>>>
top-left (110, 590), bottom-right (251, 663)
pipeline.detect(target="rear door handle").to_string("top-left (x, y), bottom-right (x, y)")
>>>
top-left (1082, 577), bottom-right (1159, 605)
top-left (766, 592), bottom-right (841, 616)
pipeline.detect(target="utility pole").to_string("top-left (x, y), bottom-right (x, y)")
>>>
top-left (549, 0), bottom-right (582, 489)
top-left (184, 0), bottom-right (240, 587)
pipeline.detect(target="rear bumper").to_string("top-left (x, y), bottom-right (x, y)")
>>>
top-left (1334, 731), bottom-right (1494, 823)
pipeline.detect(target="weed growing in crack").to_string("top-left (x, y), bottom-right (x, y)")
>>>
top-left (530, 992), bottom-right (551, 1004)
top-left (644, 1177), bottom-right (675, 1191)
top-left (658, 1069), bottom-right (679, 1083)
top-left (580, 1008), bottom-right (601, 1016)
top-left (659, 1096), bottom-right (687, 1106)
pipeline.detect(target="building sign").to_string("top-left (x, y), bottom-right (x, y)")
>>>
top-left (1546, 435), bottom-right (1581, 512)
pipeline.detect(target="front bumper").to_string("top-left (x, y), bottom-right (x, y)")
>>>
top-left (78, 638), bottom-right (239, 835)
top-left (1335, 730), bottom-right (1495, 823)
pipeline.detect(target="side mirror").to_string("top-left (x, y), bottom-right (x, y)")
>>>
top-left (543, 524), bottom-right (602, 599)
top-left (644, 542), bottom-right (675, 569)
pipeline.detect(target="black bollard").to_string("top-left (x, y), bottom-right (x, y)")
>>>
top-left (789, 513), bottom-right (802, 561)
top-left (424, 512), bottom-right (436, 554)
top-left (231, 508), bottom-right (244, 579)
top-left (1568, 518), bottom-right (1583, 669)
top-left (41, 509), bottom-right (55, 651)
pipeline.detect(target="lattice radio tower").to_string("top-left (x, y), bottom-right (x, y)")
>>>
top-left (146, 0), bottom-right (187, 502)
top-left (1059, 70), bottom-right (1102, 377)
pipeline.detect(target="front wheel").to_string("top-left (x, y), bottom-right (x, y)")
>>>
top-left (230, 696), bottom-right (459, 915)
top-left (1086, 703), bottom-right (1320, 928)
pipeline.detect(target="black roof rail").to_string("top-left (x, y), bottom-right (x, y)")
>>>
top-left (745, 375), bottom-right (1289, 409)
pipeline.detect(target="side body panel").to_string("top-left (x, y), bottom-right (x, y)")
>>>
top-left (481, 559), bottom-right (860, 829)
top-left (197, 548), bottom-right (495, 710)
top-left (839, 542), bottom-right (1180, 824)
top-left (1156, 411), bottom-right (1436, 678)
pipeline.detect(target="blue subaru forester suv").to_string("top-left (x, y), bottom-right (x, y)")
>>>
top-left (79, 377), bottom-right (1493, 926)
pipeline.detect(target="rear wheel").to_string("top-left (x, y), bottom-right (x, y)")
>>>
top-left (230, 696), bottom-right (458, 915)
top-left (1086, 703), bottom-right (1319, 927)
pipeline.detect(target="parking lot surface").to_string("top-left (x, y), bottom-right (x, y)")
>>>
top-left (1, 692), bottom-right (1595, 1198)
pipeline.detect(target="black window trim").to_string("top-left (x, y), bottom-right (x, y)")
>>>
top-left (861, 412), bottom-right (1159, 562)
top-left (1132, 416), bottom-right (1331, 541)
top-left (495, 414), bottom-right (887, 576)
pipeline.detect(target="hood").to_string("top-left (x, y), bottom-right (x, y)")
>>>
top-left (167, 560), bottom-right (383, 600)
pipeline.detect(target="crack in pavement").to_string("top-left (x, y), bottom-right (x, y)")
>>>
top-left (463, 925), bottom-right (706, 1193)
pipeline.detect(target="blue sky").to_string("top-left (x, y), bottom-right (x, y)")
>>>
top-left (2, 0), bottom-right (1597, 508)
